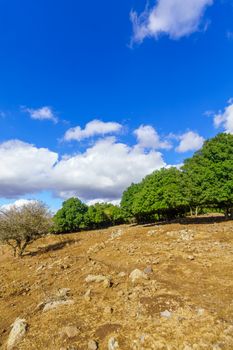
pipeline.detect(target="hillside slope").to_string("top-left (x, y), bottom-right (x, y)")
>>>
top-left (1, 219), bottom-right (233, 349)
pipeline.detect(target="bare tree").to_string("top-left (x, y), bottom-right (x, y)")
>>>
top-left (0, 201), bottom-right (52, 257)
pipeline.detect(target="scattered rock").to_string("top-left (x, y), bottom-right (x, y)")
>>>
top-left (88, 339), bottom-right (98, 350)
top-left (60, 326), bottom-right (79, 338)
top-left (56, 288), bottom-right (71, 299)
top-left (85, 274), bottom-right (108, 283)
top-left (84, 289), bottom-right (91, 302)
top-left (129, 269), bottom-right (148, 283)
top-left (143, 266), bottom-right (153, 275)
top-left (39, 288), bottom-right (74, 312)
top-left (7, 318), bottom-right (28, 350)
top-left (110, 229), bottom-right (123, 240)
top-left (187, 255), bottom-right (195, 261)
top-left (147, 230), bottom-right (157, 236)
top-left (85, 274), bottom-right (111, 288)
top-left (104, 306), bottom-right (113, 315)
top-left (88, 242), bottom-right (106, 254)
top-left (103, 278), bottom-right (111, 288)
top-left (117, 272), bottom-right (126, 278)
top-left (160, 310), bottom-right (172, 318)
top-left (197, 308), bottom-right (205, 316)
top-left (43, 299), bottom-right (74, 312)
top-left (108, 337), bottom-right (119, 350)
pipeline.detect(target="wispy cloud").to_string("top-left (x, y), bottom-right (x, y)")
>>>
top-left (130, 0), bottom-right (213, 44)
top-left (64, 119), bottom-right (122, 142)
top-left (23, 106), bottom-right (58, 123)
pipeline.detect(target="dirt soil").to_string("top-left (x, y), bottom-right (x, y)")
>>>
top-left (1, 218), bottom-right (233, 349)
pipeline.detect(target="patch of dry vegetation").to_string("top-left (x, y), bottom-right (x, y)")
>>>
top-left (1, 219), bottom-right (233, 349)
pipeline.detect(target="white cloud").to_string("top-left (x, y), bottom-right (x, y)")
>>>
top-left (0, 137), bottom-right (165, 202)
top-left (64, 120), bottom-right (122, 141)
top-left (1, 199), bottom-right (37, 211)
top-left (52, 137), bottom-right (165, 200)
top-left (0, 140), bottom-right (58, 197)
top-left (134, 125), bottom-right (172, 149)
top-left (24, 106), bottom-right (58, 123)
top-left (131, 0), bottom-right (213, 43)
top-left (175, 131), bottom-right (204, 153)
top-left (214, 102), bottom-right (233, 134)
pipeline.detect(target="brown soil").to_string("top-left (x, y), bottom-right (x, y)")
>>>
top-left (1, 218), bottom-right (233, 349)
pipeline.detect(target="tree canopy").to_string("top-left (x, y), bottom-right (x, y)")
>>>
top-left (182, 133), bottom-right (233, 216)
top-left (52, 133), bottom-right (233, 232)
top-left (0, 201), bottom-right (52, 257)
top-left (121, 133), bottom-right (233, 222)
top-left (53, 197), bottom-right (88, 233)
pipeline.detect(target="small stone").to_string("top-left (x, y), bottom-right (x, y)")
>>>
top-left (108, 337), bottom-right (119, 350)
top-left (88, 339), bottom-right (98, 350)
top-left (110, 229), bottom-right (123, 239)
top-left (129, 269), bottom-right (148, 283)
top-left (60, 326), bottom-right (79, 338)
top-left (118, 272), bottom-right (126, 278)
top-left (103, 278), bottom-right (111, 288)
top-left (84, 289), bottom-right (91, 301)
top-left (104, 306), bottom-right (113, 315)
top-left (160, 310), bottom-right (172, 318)
top-left (187, 255), bottom-right (195, 260)
top-left (197, 308), bottom-right (205, 316)
top-left (43, 299), bottom-right (74, 312)
top-left (85, 274), bottom-right (108, 283)
top-left (56, 288), bottom-right (71, 299)
top-left (7, 318), bottom-right (28, 350)
top-left (143, 266), bottom-right (153, 274)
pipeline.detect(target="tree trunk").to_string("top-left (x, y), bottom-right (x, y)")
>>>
top-left (18, 240), bottom-right (30, 257)
top-left (224, 208), bottom-right (230, 219)
top-left (230, 208), bottom-right (233, 219)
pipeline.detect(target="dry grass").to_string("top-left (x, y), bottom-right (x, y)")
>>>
top-left (1, 218), bottom-right (233, 349)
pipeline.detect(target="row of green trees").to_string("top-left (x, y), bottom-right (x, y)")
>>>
top-left (53, 133), bottom-right (233, 232)
top-left (121, 133), bottom-right (233, 222)
top-left (53, 199), bottom-right (124, 233)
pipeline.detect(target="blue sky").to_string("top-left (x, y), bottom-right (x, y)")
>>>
top-left (1, 0), bottom-right (233, 211)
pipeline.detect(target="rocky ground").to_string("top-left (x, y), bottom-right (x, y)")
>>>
top-left (1, 218), bottom-right (233, 349)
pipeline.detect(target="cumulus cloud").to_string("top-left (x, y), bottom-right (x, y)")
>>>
top-left (0, 140), bottom-right (58, 197)
top-left (134, 125), bottom-right (171, 149)
top-left (64, 120), bottom-right (122, 141)
top-left (214, 102), bottom-right (233, 134)
top-left (0, 138), bottom-right (165, 202)
top-left (175, 131), bottom-right (204, 153)
top-left (131, 0), bottom-right (213, 43)
top-left (0, 199), bottom-right (38, 211)
top-left (24, 106), bottom-right (58, 123)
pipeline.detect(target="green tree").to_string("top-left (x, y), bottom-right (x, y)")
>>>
top-left (53, 197), bottom-right (88, 233)
top-left (120, 183), bottom-right (142, 222)
top-left (103, 204), bottom-right (124, 225)
top-left (84, 203), bottom-right (111, 230)
top-left (182, 133), bottom-right (233, 217)
top-left (132, 167), bottom-right (188, 222)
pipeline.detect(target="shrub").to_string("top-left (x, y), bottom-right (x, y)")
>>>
top-left (0, 201), bottom-right (52, 257)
